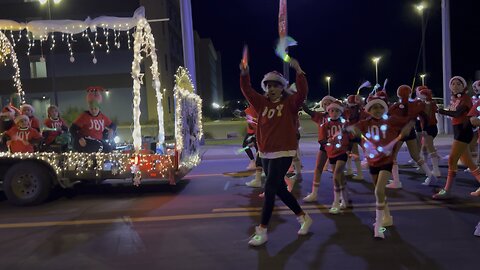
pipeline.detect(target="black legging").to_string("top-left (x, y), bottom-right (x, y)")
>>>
top-left (261, 156), bottom-right (303, 226)
top-left (242, 133), bottom-right (257, 160)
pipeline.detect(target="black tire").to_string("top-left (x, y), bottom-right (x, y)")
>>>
top-left (3, 161), bottom-right (53, 206)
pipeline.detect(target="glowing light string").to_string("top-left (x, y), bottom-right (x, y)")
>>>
top-left (0, 31), bottom-right (25, 103)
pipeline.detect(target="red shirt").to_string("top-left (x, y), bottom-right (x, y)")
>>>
top-left (319, 119), bottom-right (350, 158)
top-left (356, 116), bottom-right (409, 167)
top-left (388, 100), bottom-right (425, 123)
top-left (448, 94), bottom-right (472, 125)
top-left (344, 105), bottom-right (369, 126)
top-left (5, 126), bottom-right (42, 153)
top-left (244, 106), bottom-right (257, 134)
top-left (44, 117), bottom-right (68, 144)
top-left (311, 111), bottom-right (329, 141)
top-left (28, 116), bottom-right (41, 131)
top-left (240, 73), bottom-right (308, 156)
top-left (73, 112), bottom-right (112, 140)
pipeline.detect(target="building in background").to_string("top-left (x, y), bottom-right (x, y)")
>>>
top-left (0, 0), bottom-right (223, 141)
top-left (194, 31), bottom-right (223, 118)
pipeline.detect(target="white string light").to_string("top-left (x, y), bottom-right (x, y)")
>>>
top-left (0, 31), bottom-right (24, 103)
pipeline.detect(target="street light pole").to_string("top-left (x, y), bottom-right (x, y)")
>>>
top-left (372, 57), bottom-right (381, 84)
top-left (326, 76), bottom-right (331, 96)
top-left (416, 3), bottom-right (427, 77)
top-left (420, 74), bottom-right (426, 86)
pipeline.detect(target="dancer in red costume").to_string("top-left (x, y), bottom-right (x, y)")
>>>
top-left (302, 95), bottom-right (336, 202)
top-left (386, 85), bottom-right (437, 189)
top-left (416, 86), bottom-right (442, 177)
top-left (319, 100), bottom-right (351, 214)
top-left (349, 95), bottom-right (414, 238)
top-left (344, 83), bottom-right (370, 180)
top-left (240, 58), bottom-right (312, 246)
top-left (433, 76), bottom-right (480, 199)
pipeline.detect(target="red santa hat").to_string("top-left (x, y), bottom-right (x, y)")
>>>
top-left (397, 85), bottom-right (412, 101)
top-left (449, 76), bottom-right (467, 91)
top-left (320, 95), bottom-right (337, 109)
top-left (14, 114), bottom-right (29, 124)
top-left (261, 71), bottom-right (288, 92)
top-left (326, 100), bottom-right (344, 113)
top-left (20, 103), bottom-right (35, 114)
top-left (86, 86), bottom-right (104, 104)
top-left (365, 96), bottom-right (388, 113)
top-left (346, 94), bottom-right (363, 106)
top-left (472, 80), bottom-right (480, 94)
top-left (417, 87), bottom-right (432, 101)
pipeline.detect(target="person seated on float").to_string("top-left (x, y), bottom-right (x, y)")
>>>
top-left (43, 105), bottom-right (70, 152)
top-left (20, 103), bottom-right (41, 132)
top-left (0, 93), bottom-right (22, 151)
top-left (70, 86), bottom-right (116, 153)
top-left (4, 115), bottom-right (42, 153)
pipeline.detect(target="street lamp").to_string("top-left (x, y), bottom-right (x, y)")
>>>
top-left (371, 57), bottom-right (381, 84)
top-left (420, 74), bottom-right (426, 86)
top-left (39, 0), bottom-right (62, 106)
top-left (416, 2), bottom-right (427, 75)
top-left (325, 76), bottom-right (331, 96)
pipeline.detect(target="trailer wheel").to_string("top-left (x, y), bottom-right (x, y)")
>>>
top-left (3, 161), bottom-right (53, 206)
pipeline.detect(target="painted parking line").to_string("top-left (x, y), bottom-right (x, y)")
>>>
top-left (0, 201), bottom-right (478, 230)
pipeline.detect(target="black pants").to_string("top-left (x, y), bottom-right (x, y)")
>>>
top-left (242, 133), bottom-right (257, 160)
top-left (73, 137), bottom-right (113, 153)
top-left (261, 156), bottom-right (302, 225)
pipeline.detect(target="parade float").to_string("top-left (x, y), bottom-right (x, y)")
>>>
top-left (0, 7), bottom-right (202, 205)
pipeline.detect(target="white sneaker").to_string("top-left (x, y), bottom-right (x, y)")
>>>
top-left (374, 224), bottom-right (386, 239)
top-left (470, 187), bottom-right (480, 197)
top-left (421, 176), bottom-right (438, 186)
top-left (248, 226), bottom-right (268, 246)
top-left (329, 202), bottom-right (341, 214)
top-left (386, 181), bottom-right (402, 189)
top-left (351, 174), bottom-right (364, 181)
top-left (340, 200), bottom-right (350, 209)
top-left (303, 192), bottom-right (318, 202)
top-left (246, 160), bottom-right (256, 170)
top-left (474, 222), bottom-right (480, 237)
top-left (374, 215), bottom-right (393, 227)
top-left (245, 179), bottom-right (262, 188)
top-left (297, 213), bottom-right (313, 235)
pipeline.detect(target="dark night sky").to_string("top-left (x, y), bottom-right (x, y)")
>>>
top-left (192, 0), bottom-right (480, 102)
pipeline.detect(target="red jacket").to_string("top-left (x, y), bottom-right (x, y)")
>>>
top-left (240, 73), bottom-right (307, 158)
top-left (356, 116), bottom-right (409, 167)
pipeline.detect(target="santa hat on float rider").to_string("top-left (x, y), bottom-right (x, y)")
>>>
top-left (19, 103), bottom-right (35, 114)
top-left (86, 86), bottom-right (104, 107)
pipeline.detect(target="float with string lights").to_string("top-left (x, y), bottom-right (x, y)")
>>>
top-left (0, 7), bottom-right (202, 206)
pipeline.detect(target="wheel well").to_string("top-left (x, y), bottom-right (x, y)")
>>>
top-left (0, 158), bottom-right (58, 185)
